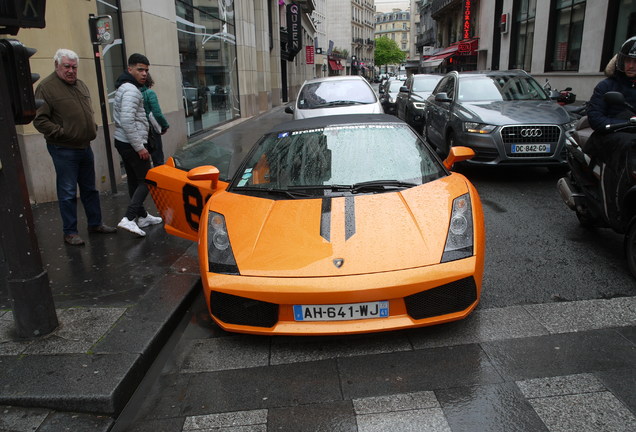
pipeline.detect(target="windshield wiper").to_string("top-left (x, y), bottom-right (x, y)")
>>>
top-left (234, 186), bottom-right (312, 199)
top-left (314, 100), bottom-right (365, 107)
top-left (351, 180), bottom-right (418, 192)
top-left (328, 180), bottom-right (418, 194)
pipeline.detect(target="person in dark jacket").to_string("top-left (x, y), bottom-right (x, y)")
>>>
top-left (34, 48), bottom-right (116, 246)
top-left (141, 73), bottom-right (170, 166)
top-left (114, 53), bottom-right (162, 237)
top-left (586, 36), bottom-right (636, 226)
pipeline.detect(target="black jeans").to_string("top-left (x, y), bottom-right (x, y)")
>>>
top-left (115, 139), bottom-right (151, 220)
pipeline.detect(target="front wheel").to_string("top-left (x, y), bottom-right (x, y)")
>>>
top-left (575, 206), bottom-right (597, 229)
top-left (626, 220), bottom-right (636, 278)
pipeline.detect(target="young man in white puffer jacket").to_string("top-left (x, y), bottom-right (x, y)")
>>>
top-left (113, 53), bottom-right (163, 237)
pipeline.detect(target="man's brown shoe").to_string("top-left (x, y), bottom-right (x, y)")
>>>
top-left (64, 234), bottom-right (85, 246)
top-left (88, 224), bottom-right (117, 234)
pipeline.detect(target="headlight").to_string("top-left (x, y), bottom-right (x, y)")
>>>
top-left (464, 122), bottom-right (496, 134)
top-left (208, 211), bottom-right (239, 274)
top-left (389, 96), bottom-right (395, 103)
top-left (565, 120), bottom-right (577, 131)
top-left (413, 102), bottom-right (426, 109)
top-left (441, 194), bottom-right (474, 263)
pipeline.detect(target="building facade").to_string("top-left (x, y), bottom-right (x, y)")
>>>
top-left (323, 0), bottom-right (375, 77)
top-left (375, 8), bottom-right (411, 53)
top-left (414, 0), bottom-right (635, 101)
top-left (4, 0), bottom-right (316, 203)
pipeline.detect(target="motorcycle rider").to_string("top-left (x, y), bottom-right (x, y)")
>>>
top-left (586, 36), bottom-right (636, 227)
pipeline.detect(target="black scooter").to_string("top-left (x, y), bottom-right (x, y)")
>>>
top-left (557, 91), bottom-right (636, 277)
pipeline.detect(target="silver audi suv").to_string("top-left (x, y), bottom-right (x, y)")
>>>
top-left (424, 70), bottom-right (575, 169)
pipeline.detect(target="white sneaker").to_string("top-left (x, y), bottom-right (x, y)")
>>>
top-left (118, 217), bottom-right (146, 237)
top-left (137, 213), bottom-right (163, 228)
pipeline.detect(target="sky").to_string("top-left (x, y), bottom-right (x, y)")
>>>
top-left (374, 0), bottom-right (410, 13)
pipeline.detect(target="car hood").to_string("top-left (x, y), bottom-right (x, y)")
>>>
top-left (455, 100), bottom-right (570, 125)
top-left (295, 103), bottom-right (383, 119)
top-left (209, 175), bottom-right (471, 277)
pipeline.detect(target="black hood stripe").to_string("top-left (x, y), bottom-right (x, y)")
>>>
top-left (320, 198), bottom-right (331, 242)
top-left (345, 196), bottom-right (356, 240)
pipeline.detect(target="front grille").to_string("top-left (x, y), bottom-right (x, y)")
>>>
top-left (501, 125), bottom-right (561, 144)
top-left (404, 277), bottom-right (477, 320)
top-left (211, 291), bottom-right (279, 328)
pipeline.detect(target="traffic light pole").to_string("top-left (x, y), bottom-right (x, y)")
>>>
top-left (0, 46), bottom-right (58, 338)
top-left (92, 42), bottom-right (117, 194)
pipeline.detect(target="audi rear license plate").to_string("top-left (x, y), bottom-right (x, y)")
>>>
top-left (293, 301), bottom-right (389, 321)
top-left (511, 144), bottom-right (551, 154)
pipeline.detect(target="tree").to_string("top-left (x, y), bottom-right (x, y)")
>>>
top-left (374, 37), bottom-right (406, 73)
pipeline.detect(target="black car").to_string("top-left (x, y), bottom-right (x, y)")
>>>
top-left (424, 70), bottom-right (575, 168)
top-left (396, 74), bottom-right (443, 133)
top-left (379, 78), bottom-right (405, 115)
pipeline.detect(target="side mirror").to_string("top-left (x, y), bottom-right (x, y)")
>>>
top-left (604, 91), bottom-right (626, 106)
top-left (443, 146), bottom-right (475, 170)
top-left (187, 165), bottom-right (220, 190)
top-left (378, 87), bottom-right (385, 94)
top-left (285, 105), bottom-right (294, 114)
top-left (434, 92), bottom-right (452, 103)
top-left (399, 86), bottom-right (408, 93)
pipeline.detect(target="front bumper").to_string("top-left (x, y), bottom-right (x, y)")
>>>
top-left (201, 257), bottom-right (483, 335)
top-left (457, 124), bottom-right (568, 167)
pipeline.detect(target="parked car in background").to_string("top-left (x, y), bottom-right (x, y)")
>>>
top-left (286, 76), bottom-right (383, 119)
top-left (146, 114), bottom-right (484, 335)
top-left (182, 86), bottom-right (208, 117)
top-left (396, 74), bottom-right (443, 133)
top-left (424, 70), bottom-right (575, 169)
top-left (182, 87), bottom-right (199, 117)
top-left (379, 78), bottom-right (406, 115)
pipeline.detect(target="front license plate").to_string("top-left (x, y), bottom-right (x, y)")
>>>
top-left (511, 144), bottom-right (551, 154)
top-left (293, 301), bottom-right (389, 322)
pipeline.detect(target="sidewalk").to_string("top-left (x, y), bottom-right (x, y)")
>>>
top-left (0, 106), bottom-right (292, 430)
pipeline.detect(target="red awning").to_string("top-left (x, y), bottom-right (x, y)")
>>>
top-left (421, 51), bottom-right (454, 67)
top-left (328, 59), bottom-right (344, 70)
top-left (432, 44), bottom-right (459, 57)
top-left (427, 51), bottom-right (455, 62)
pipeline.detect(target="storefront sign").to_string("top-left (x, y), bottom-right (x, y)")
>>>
top-left (463, 0), bottom-right (472, 40)
top-left (306, 45), bottom-right (314, 64)
top-left (287, 3), bottom-right (302, 58)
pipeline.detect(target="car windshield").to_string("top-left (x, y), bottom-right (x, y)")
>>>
top-left (298, 80), bottom-right (377, 109)
top-left (388, 80), bottom-right (404, 92)
top-left (458, 75), bottom-right (549, 102)
top-left (412, 76), bottom-right (441, 92)
top-left (229, 123), bottom-right (446, 198)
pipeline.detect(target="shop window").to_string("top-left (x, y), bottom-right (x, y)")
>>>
top-left (546, 0), bottom-right (586, 72)
top-left (510, 0), bottom-right (536, 71)
top-left (176, 0), bottom-right (240, 137)
top-left (601, 0), bottom-right (636, 71)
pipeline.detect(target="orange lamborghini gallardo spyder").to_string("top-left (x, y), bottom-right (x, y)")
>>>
top-left (147, 114), bottom-right (485, 335)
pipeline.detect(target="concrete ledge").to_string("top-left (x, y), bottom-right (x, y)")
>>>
top-left (0, 252), bottom-right (201, 415)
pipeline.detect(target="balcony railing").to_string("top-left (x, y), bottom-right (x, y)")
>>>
top-left (431, 0), bottom-right (461, 17)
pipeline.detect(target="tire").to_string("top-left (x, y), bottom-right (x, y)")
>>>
top-left (548, 165), bottom-right (570, 175)
top-left (626, 220), bottom-right (636, 278)
top-left (575, 206), bottom-right (597, 229)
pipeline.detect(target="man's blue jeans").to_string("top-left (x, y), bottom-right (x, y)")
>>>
top-left (47, 144), bottom-right (102, 235)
